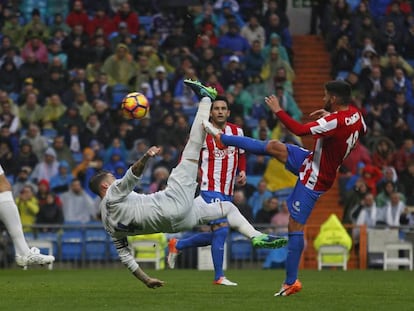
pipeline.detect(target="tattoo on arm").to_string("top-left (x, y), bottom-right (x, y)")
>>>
top-left (131, 153), bottom-right (150, 177)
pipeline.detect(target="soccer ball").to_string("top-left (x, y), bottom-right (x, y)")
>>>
top-left (121, 92), bottom-right (150, 120)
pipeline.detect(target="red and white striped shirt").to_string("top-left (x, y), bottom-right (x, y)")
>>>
top-left (199, 123), bottom-right (246, 196)
top-left (276, 106), bottom-right (367, 191)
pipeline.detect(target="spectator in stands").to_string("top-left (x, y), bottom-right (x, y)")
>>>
top-left (72, 91), bottom-right (94, 122)
top-left (18, 92), bottom-right (43, 128)
top-left (60, 178), bottom-right (96, 223)
top-left (241, 15), bottom-right (266, 48)
top-left (271, 200), bottom-right (289, 234)
top-left (384, 191), bottom-right (406, 227)
top-left (31, 147), bottom-right (59, 183)
top-left (275, 85), bottom-right (302, 121)
top-left (148, 166), bottom-right (169, 194)
top-left (22, 9), bottom-right (49, 42)
top-left (49, 14), bottom-right (71, 37)
top-left (20, 124), bottom-right (49, 162)
top-left (247, 179), bottom-right (273, 220)
top-left (151, 6), bottom-right (174, 41)
top-left (218, 22), bottom-right (250, 62)
top-left (41, 94), bottom-right (67, 126)
top-left (72, 147), bottom-right (95, 179)
top-left (112, 2), bottom-right (139, 35)
top-left (12, 166), bottom-right (37, 198)
top-left (233, 189), bottom-right (254, 223)
top-left (402, 21), bottom-right (414, 66)
top-left (48, 41), bottom-right (68, 69)
top-left (376, 179), bottom-right (406, 207)
top-left (81, 113), bottom-right (112, 148)
top-left (264, 13), bottom-right (292, 57)
top-left (221, 55), bottom-right (247, 89)
top-left (355, 192), bottom-right (383, 228)
top-left (35, 179), bottom-right (64, 231)
top-left (330, 35), bottom-right (355, 79)
top-left (102, 43), bottom-right (136, 86)
top-left (51, 136), bottom-right (75, 169)
top-left (57, 105), bottom-right (84, 134)
top-left (19, 53), bottom-right (46, 91)
top-left (261, 47), bottom-right (295, 93)
top-left (255, 196), bottom-right (279, 224)
top-left (371, 136), bottom-right (396, 169)
top-left (399, 160), bottom-right (414, 205)
top-left (66, 0), bottom-right (89, 30)
top-left (2, 12), bottom-right (24, 48)
top-left (50, 160), bottom-right (74, 194)
top-left (14, 140), bottom-right (38, 175)
top-left (392, 137), bottom-right (414, 174)
top-left (361, 163), bottom-right (383, 196)
top-left (16, 184), bottom-right (39, 232)
top-left (244, 40), bottom-right (265, 80)
top-left (0, 58), bottom-right (20, 95)
top-left (87, 6), bottom-right (113, 37)
top-left (227, 80), bottom-right (254, 118)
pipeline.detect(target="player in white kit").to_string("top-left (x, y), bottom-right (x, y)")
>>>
top-left (89, 80), bottom-right (287, 288)
top-left (0, 164), bottom-right (55, 268)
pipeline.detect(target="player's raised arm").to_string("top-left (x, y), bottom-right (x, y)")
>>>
top-left (265, 95), bottom-right (314, 136)
top-left (106, 146), bottom-right (160, 203)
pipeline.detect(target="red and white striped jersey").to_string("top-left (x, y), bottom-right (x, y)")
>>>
top-left (277, 105), bottom-right (367, 191)
top-left (199, 122), bottom-right (245, 196)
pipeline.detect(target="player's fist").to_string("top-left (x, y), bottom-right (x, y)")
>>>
top-left (146, 146), bottom-right (161, 157)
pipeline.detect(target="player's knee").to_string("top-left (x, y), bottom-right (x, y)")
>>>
top-left (266, 140), bottom-right (288, 162)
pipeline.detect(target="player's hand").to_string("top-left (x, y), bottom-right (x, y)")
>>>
top-left (147, 146), bottom-right (161, 157)
top-left (309, 109), bottom-right (330, 119)
top-left (236, 171), bottom-right (246, 186)
top-left (145, 277), bottom-right (165, 289)
top-left (264, 95), bottom-right (282, 114)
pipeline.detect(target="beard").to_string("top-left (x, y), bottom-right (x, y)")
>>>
top-left (324, 100), bottom-right (332, 112)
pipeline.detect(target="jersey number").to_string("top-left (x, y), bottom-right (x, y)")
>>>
top-left (344, 131), bottom-right (359, 158)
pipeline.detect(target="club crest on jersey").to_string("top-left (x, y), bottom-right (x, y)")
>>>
top-left (292, 200), bottom-right (301, 212)
top-left (345, 112), bottom-right (360, 125)
top-left (214, 146), bottom-right (235, 159)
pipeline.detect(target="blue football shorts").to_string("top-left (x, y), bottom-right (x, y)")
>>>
top-left (284, 144), bottom-right (324, 225)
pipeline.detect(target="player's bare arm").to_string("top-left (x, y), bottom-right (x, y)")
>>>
top-left (264, 95), bottom-right (282, 114)
top-left (133, 266), bottom-right (165, 289)
top-left (131, 146), bottom-right (160, 177)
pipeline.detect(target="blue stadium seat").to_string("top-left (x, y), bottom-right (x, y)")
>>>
top-left (37, 232), bottom-right (59, 258)
top-left (84, 227), bottom-right (109, 261)
top-left (273, 187), bottom-right (294, 202)
top-left (60, 230), bottom-right (84, 261)
top-left (110, 84), bottom-right (130, 110)
top-left (230, 232), bottom-right (253, 261)
top-left (262, 247), bottom-right (288, 269)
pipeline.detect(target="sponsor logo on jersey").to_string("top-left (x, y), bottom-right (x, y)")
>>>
top-left (292, 200), bottom-right (301, 212)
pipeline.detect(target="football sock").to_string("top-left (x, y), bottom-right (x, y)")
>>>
top-left (212, 226), bottom-right (229, 280)
top-left (176, 232), bottom-right (213, 251)
top-left (221, 201), bottom-right (262, 237)
top-left (220, 135), bottom-right (268, 155)
top-left (0, 195), bottom-right (30, 256)
top-left (182, 97), bottom-right (212, 160)
top-left (285, 231), bottom-right (304, 285)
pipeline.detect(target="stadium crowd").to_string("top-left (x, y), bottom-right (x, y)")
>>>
top-left (0, 0), bottom-right (412, 240)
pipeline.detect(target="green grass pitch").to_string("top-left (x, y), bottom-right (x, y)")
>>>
top-left (1, 269), bottom-right (413, 311)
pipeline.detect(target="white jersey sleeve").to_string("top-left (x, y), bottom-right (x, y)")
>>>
top-left (112, 236), bottom-right (139, 272)
top-left (107, 168), bottom-right (141, 204)
top-left (0, 164), bottom-right (3, 176)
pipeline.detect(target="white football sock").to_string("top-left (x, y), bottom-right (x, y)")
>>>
top-left (0, 193), bottom-right (30, 256)
top-left (182, 97), bottom-right (212, 161)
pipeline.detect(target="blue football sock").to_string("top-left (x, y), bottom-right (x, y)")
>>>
top-left (176, 232), bottom-right (212, 251)
top-left (221, 134), bottom-right (268, 155)
top-left (211, 226), bottom-right (229, 280)
top-left (285, 231), bottom-right (304, 285)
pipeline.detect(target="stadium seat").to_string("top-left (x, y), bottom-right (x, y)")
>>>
top-left (230, 232), bottom-right (253, 261)
top-left (60, 230), bottom-right (84, 262)
top-left (84, 228), bottom-right (108, 261)
top-left (110, 84), bottom-right (130, 110)
top-left (273, 187), bottom-right (294, 202)
top-left (37, 232), bottom-right (59, 258)
top-left (317, 245), bottom-right (348, 271)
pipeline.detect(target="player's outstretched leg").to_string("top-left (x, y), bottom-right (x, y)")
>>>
top-left (203, 120), bottom-right (269, 153)
top-left (184, 79), bottom-right (217, 101)
top-left (199, 201), bottom-right (288, 249)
